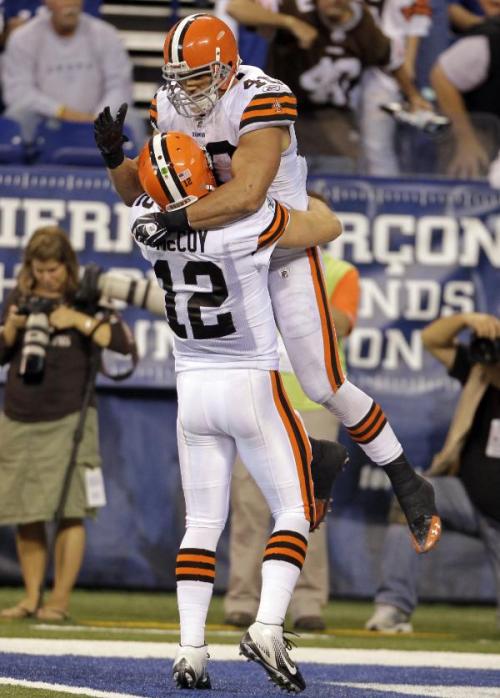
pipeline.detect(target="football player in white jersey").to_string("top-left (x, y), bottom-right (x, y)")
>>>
top-left (131, 131), bottom-right (341, 692)
top-left (94, 13), bottom-right (441, 556)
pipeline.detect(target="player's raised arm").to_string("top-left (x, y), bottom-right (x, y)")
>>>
top-left (278, 196), bottom-right (342, 248)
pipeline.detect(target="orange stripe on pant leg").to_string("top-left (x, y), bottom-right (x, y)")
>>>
top-left (306, 247), bottom-right (345, 392)
top-left (270, 372), bottom-right (314, 523)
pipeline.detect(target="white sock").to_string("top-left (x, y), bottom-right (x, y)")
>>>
top-left (256, 525), bottom-right (309, 625)
top-left (176, 544), bottom-right (216, 647)
top-left (177, 580), bottom-right (213, 647)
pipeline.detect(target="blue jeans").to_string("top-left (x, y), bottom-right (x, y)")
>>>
top-left (375, 476), bottom-right (500, 624)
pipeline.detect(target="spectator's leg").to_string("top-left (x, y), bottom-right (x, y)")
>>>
top-left (476, 513), bottom-right (500, 630)
top-left (224, 456), bottom-right (270, 625)
top-left (289, 524), bottom-right (328, 628)
top-left (369, 476), bottom-right (480, 625)
top-left (0, 522), bottom-right (46, 618)
top-left (288, 409), bottom-right (336, 628)
top-left (3, 108), bottom-right (41, 143)
top-left (359, 69), bottom-right (399, 176)
top-left (39, 518), bottom-right (85, 618)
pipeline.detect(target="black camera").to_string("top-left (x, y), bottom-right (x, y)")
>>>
top-left (17, 297), bottom-right (58, 384)
top-left (16, 266), bottom-right (164, 385)
top-left (468, 334), bottom-right (500, 365)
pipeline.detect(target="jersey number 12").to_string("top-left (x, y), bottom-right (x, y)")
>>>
top-left (154, 259), bottom-right (236, 339)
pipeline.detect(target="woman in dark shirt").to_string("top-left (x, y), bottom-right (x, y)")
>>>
top-left (0, 225), bottom-right (135, 621)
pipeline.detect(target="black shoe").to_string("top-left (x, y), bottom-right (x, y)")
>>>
top-left (400, 476), bottom-right (442, 553)
top-left (309, 439), bottom-right (348, 530)
top-left (293, 615), bottom-right (326, 631)
top-left (224, 611), bottom-right (254, 627)
top-left (240, 622), bottom-right (306, 693)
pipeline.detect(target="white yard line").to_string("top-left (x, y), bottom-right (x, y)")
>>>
top-left (332, 684), bottom-right (500, 698)
top-left (1, 638), bottom-right (499, 669)
top-left (0, 676), bottom-right (144, 698)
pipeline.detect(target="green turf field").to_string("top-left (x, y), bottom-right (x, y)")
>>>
top-left (0, 587), bottom-right (499, 654)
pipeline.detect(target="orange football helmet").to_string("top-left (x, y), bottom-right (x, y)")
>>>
top-left (137, 132), bottom-right (216, 211)
top-left (162, 13), bottom-right (241, 117)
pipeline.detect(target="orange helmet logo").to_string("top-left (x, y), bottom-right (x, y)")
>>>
top-left (138, 132), bottom-right (216, 211)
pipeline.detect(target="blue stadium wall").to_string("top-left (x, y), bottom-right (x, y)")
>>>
top-left (0, 165), bottom-right (498, 601)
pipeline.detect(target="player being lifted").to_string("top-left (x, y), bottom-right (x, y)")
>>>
top-left (94, 14), bottom-right (441, 556)
top-left (131, 130), bottom-right (342, 692)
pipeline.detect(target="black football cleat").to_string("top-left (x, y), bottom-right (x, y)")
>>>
top-left (240, 622), bottom-right (306, 693)
top-left (309, 438), bottom-right (348, 531)
top-left (400, 476), bottom-right (442, 553)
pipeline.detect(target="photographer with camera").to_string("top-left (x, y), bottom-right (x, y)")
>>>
top-left (0, 226), bottom-right (136, 621)
top-left (365, 311), bottom-right (500, 632)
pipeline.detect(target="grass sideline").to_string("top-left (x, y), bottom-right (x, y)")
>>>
top-left (0, 587), bottom-right (499, 654)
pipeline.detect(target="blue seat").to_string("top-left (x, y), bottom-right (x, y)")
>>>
top-left (0, 116), bottom-right (26, 164)
top-left (33, 119), bottom-right (137, 167)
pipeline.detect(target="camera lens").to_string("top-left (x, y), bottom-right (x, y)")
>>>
top-left (19, 312), bottom-right (51, 383)
top-left (469, 335), bottom-right (500, 365)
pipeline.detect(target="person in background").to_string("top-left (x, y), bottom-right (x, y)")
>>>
top-left (360, 0), bottom-right (432, 176)
top-left (0, 226), bottom-right (135, 621)
top-left (224, 252), bottom-right (359, 631)
top-left (2, 0), bottom-right (144, 146)
top-left (366, 312), bottom-right (500, 632)
top-left (447, 0), bottom-right (484, 34)
top-left (226, 0), bottom-right (431, 171)
top-left (430, 0), bottom-right (500, 179)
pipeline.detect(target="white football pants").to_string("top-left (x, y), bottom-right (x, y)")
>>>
top-left (176, 367), bottom-right (314, 534)
top-left (269, 246), bottom-right (403, 465)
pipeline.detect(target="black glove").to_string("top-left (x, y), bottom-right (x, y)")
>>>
top-left (94, 103), bottom-right (129, 169)
top-left (132, 210), bottom-right (193, 248)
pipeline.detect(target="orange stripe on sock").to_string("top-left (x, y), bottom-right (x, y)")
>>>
top-left (176, 554), bottom-right (215, 564)
top-left (352, 412), bottom-right (387, 443)
top-left (268, 534), bottom-right (308, 554)
top-left (306, 248), bottom-right (345, 392)
top-left (264, 547), bottom-right (305, 564)
top-left (175, 567), bottom-right (215, 578)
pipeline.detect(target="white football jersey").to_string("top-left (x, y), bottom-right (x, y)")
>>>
top-left (150, 65), bottom-right (309, 211)
top-left (130, 194), bottom-right (290, 372)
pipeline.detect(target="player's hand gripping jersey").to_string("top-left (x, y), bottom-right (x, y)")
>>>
top-left (151, 65), bottom-right (309, 211)
top-left (130, 193), bottom-right (290, 372)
